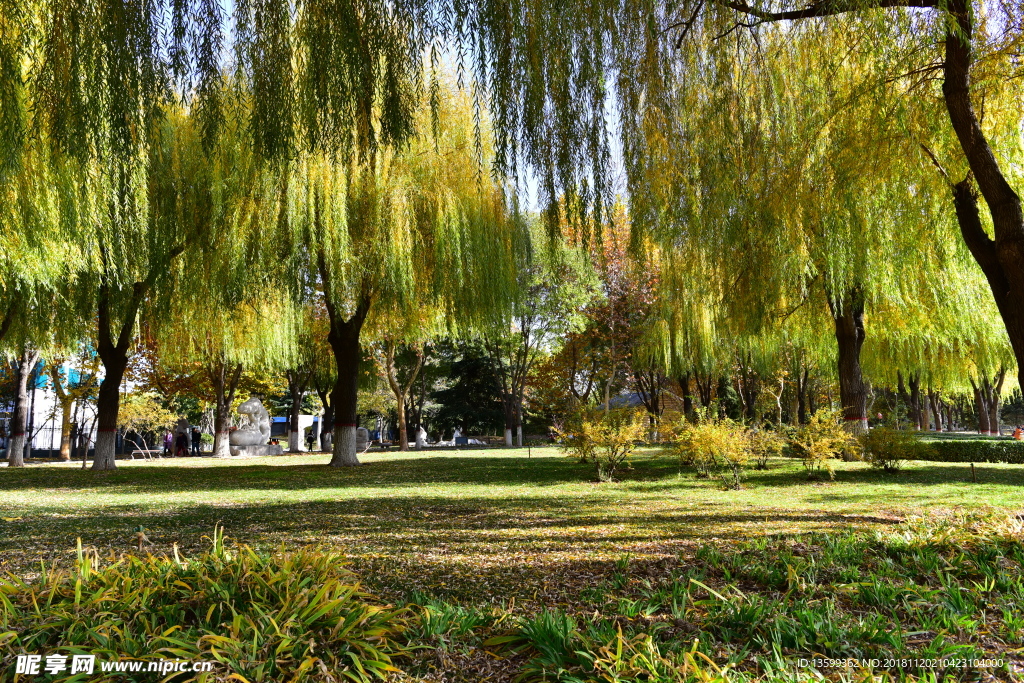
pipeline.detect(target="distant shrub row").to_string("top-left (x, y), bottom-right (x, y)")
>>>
top-left (923, 438), bottom-right (1024, 464)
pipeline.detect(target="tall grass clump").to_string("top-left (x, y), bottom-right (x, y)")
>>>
top-left (0, 529), bottom-right (408, 682)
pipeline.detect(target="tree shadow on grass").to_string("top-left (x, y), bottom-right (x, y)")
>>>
top-left (0, 454), bottom-right (686, 494)
top-left (0, 492), bottom-right (906, 581)
top-left (638, 461), bottom-right (1024, 493)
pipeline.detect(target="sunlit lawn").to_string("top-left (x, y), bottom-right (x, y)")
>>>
top-left (1, 448), bottom-right (1021, 601)
top-left (4, 449), bottom-right (1024, 681)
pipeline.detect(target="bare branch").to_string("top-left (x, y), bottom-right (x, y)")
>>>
top-left (717, 0), bottom-right (937, 23)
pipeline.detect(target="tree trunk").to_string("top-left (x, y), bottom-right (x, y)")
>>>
top-left (695, 373), bottom-right (714, 408)
top-left (7, 348), bottom-right (39, 468)
top-left (92, 271), bottom-right (162, 471)
top-left (211, 362), bottom-right (242, 458)
top-left (382, 341), bottom-right (423, 453)
top-left (93, 354), bottom-right (127, 470)
top-left (796, 368), bottom-right (809, 425)
top-left (941, 0), bottom-right (1024, 397)
top-left (396, 399), bottom-right (409, 451)
top-left (898, 371), bottom-right (926, 430)
top-left (830, 287), bottom-right (868, 438)
top-left (972, 379), bottom-right (990, 435)
top-left (501, 394), bottom-right (517, 446)
top-left (929, 389), bottom-right (943, 431)
top-left (286, 370), bottom-right (308, 453)
top-left (988, 386), bottom-right (1002, 436)
top-left (678, 373), bottom-right (693, 416)
top-left (897, 371), bottom-right (911, 429)
top-left (316, 388), bottom-right (334, 451)
top-left (58, 400), bottom-right (73, 461)
top-left (311, 413), bottom-right (321, 451)
top-left (909, 374), bottom-right (924, 430)
top-left (735, 357), bottom-right (760, 423)
top-left (326, 296), bottom-right (370, 467)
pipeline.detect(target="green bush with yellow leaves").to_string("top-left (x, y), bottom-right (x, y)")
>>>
top-left (556, 408), bottom-right (648, 482)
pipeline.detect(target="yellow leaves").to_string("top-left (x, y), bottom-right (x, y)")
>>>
top-left (556, 407), bottom-right (648, 481)
top-left (117, 392), bottom-right (179, 434)
top-left (791, 408), bottom-right (858, 479)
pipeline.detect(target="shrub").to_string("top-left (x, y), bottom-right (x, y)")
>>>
top-left (749, 429), bottom-right (787, 470)
top-left (676, 418), bottom-right (751, 489)
top-left (0, 531), bottom-right (408, 682)
top-left (861, 427), bottom-right (936, 472)
top-left (924, 439), bottom-right (1024, 464)
top-left (556, 408), bottom-right (647, 481)
top-left (790, 410), bottom-right (857, 480)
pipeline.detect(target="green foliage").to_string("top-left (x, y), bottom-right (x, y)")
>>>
top-left (116, 392), bottom-right (179, 435)
top-left (0, 532), bottom-right (408, 682)
top-left (556, 408), bottom-right (647, 482)
top-left (861, 427), bottom-right (937, 472)
top-left (430, 341), bottom-right (506, 435)
top-left (405, 593), bottom-right (495, 651)
top-left (749, 429), bottom-right (787, 471)
top-left (923, 439), bottom-right (1024, 464)
top-left (675, 418), bottom-right (750, 489)
top-left (790, 410), bottom-right (857, 480)
top-left (485, 513), bottom-right (1023, 681)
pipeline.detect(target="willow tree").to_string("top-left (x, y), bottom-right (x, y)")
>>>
top-left (150, 297), bottom-right (299, 457)
top-left (137, 101), bottom-right (297, 460)
top-left (0, 140), bottom-right (88, 466)
top-left (625, 19), bottom-right (986, 433)
top-left (291, 87), bottom-right (528, 466)
top-left (13, 0), bottom-right (1024, 359)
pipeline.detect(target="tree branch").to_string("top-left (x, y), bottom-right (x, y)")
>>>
top-left (716, 0), bottom-right (937, 24)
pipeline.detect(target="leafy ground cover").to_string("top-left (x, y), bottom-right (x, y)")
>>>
top-left (1, 448), bottom-right (1023, 681)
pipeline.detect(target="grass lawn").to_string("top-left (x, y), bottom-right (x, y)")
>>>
top-left (2, 448), bottom-right (1023, 681)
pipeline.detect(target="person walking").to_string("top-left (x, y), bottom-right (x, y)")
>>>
top-left (191, 427), bottom-right (202, 456)
top-left (175, 431), bottom-right (187, 457)
top-left (163, 430), bottom-right (173, 457)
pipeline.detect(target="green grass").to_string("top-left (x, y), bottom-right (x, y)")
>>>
top-left (2, 448), bottom-right (1023, 681)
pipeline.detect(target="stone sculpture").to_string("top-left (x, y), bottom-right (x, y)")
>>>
top-left (230, 397), bottom-right (271, 446)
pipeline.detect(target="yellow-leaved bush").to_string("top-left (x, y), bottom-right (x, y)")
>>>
top-left (675, 418), bottom-right (751, 489)
top-left (790, 409), bottom-right (858, 479)
top-left (556, 408), bottom-right (647, 482)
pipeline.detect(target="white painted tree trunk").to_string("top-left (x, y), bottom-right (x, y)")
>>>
top-left (7, 433), bottom-right (25, 467)
top-left (288, 430), bottom-right (302, 452)
top-left (516, 425), bottom-right (523, 447)
top-left (213, 431), bottom-right (232, 458)
top-left (504, 428), bottom-right (513, 447)
top-left (93, 431), bottom-right (118, 470)
top-left (322, 431), bottom-right (332, 452)
top-left (330, 426), bottom-right (360, 467)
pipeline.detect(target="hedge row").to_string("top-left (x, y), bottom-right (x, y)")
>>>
top-left (920, 439), bottom-right (1024, 464)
